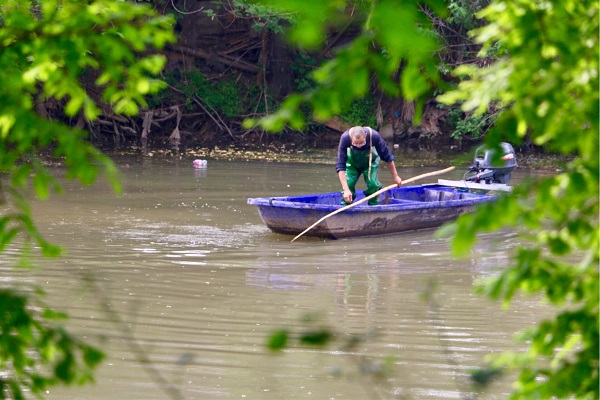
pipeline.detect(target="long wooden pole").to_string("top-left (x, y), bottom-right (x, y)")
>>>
top-left (290, 166), bottom-right (456, 242)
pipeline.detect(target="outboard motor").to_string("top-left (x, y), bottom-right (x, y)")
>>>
top-left (465, 142), bottom-right (517, 185)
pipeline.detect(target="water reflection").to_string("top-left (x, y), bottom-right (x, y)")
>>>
top-left (4, 160), bottom-right (551, 400)
top-left (245, 229), bottom-right (517, 293)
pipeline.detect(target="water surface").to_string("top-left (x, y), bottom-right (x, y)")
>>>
top-left (4, 159), bottom-right (552, 399)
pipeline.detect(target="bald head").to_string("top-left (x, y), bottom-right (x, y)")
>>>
top-left (349, 126), bottom-right (366, 140)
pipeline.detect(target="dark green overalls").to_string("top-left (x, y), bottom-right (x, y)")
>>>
top-left (342, 146), bottom-right (382, 206)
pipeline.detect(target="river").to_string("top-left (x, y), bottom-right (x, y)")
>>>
top-left (3, 158), bottom-right (553, 399)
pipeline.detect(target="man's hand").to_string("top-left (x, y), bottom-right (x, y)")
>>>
top-left (342, 189), bottom-right (353, 203)
top-left (338, 170), bottom-right (354, 203)
top-left (394, 176), bottom-right (403, 187)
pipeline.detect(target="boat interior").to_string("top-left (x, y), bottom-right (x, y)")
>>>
top-left (275, 185), bottom-right (490, 206)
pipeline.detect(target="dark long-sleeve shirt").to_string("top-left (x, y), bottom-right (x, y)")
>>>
top-left (335, 128), bottom-right (395, 172)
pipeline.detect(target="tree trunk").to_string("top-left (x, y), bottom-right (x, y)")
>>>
top-left (268, 30), bottom-right (295, 100)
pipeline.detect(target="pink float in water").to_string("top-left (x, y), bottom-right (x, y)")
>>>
top-left (193, 159), bottom-right (208, 168)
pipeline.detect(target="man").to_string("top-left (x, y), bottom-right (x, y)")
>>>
top-left (336, 126), bottom-right (402, 205)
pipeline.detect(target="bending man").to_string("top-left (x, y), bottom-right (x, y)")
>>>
top-left (336, 126), bottom-right (402, 205)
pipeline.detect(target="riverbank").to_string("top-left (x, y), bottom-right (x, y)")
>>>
top-left (105, 144), bottom-right (573, 172)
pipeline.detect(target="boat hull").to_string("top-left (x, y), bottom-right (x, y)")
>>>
top-left (248, 184), bottom-right (497, 239)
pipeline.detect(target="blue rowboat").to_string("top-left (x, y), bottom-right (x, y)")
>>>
top-left (247, 184), bottom-right (498, 239)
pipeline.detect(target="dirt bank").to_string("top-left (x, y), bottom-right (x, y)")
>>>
top-left (104, 144), bottom-right (573, 173)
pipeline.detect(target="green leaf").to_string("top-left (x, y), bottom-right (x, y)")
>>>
top-left (41, 309), bottom-right (69, 321)
top-left (469, 366), bottom-right (503, 386)
top-left (11, 164), bottom-right (32, 187)
top-left (299, 329), bottom-right (332, 346)
top-left (268, 330), bottom-right (289, 351)
top-left (82, 346), bottom-right (105, 368)
top-left (32, 172), bottom-right (51, 200)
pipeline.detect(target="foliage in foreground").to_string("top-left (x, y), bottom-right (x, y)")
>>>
top-left (246, 0), bottom-right (447, 131)
top-left (0, 0), bottom-right (175, 397)
top-left (259, 0), bottom-right (599, 398)
top-left (437, 1), bottom-right (599, 397)
top-left (0, 290), bottom-right (104, 399)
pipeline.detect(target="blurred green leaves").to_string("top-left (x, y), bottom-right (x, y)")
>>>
top-left (0, 290), bottom-right (105, 399)
top-left (436, 0), bottom-right (599, 398)
top-left (249, 0), bottom-right (446, 129)
top-left (0, 0), bottom-right (176, 397)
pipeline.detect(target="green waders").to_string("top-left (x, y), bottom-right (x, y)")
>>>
top-left (342, 147), bottom-right (382, 206)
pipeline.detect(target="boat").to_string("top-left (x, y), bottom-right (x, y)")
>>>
top-left (247, 142), bottom-right (517, 239)
top-left (247, 184), bottom-right (498, 239)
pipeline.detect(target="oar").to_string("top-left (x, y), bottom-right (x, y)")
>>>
top-left (290, 166), bottom-right (456, 242)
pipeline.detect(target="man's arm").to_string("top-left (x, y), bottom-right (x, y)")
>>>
top-left (338, 170), bottom-right (353, 203)
top-left (336, 131), bottom-right (354, 203)
top-left (335, 132), bottom-right (351, 172)
top-left (386, 162), bottom-right (403, 187)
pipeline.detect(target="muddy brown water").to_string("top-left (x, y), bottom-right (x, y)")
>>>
top-left (2, 159), bottom-right (553, 399)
